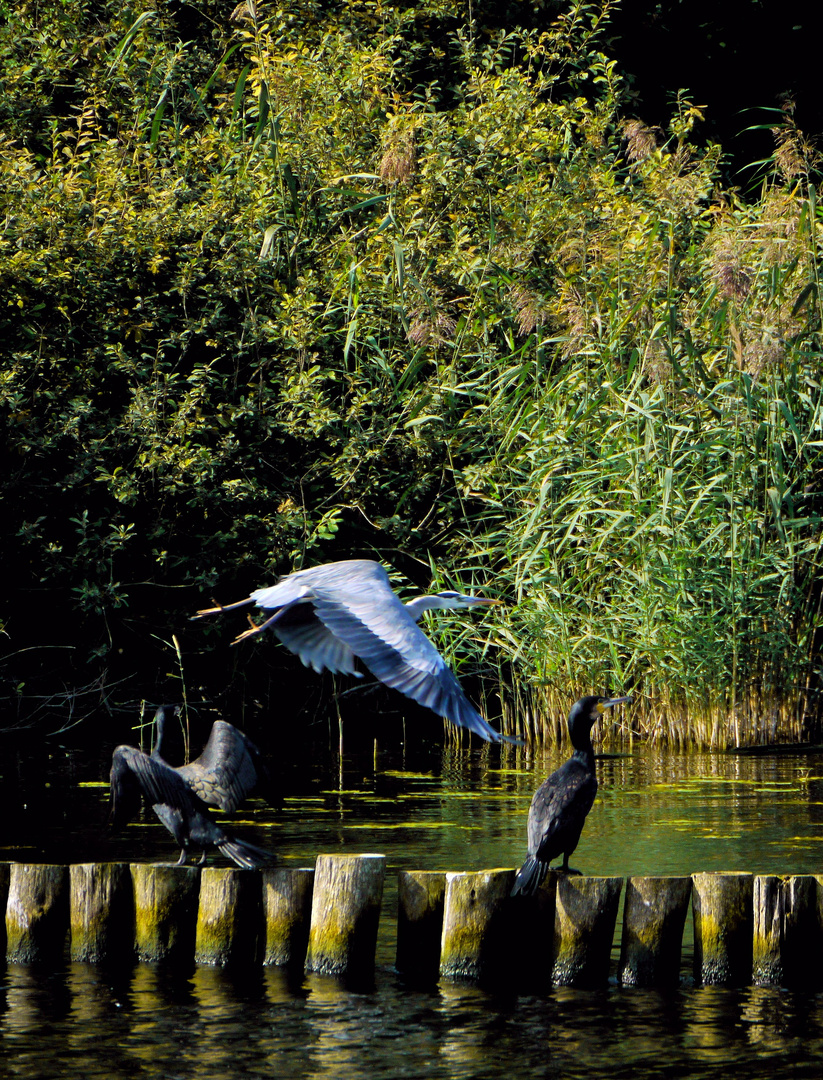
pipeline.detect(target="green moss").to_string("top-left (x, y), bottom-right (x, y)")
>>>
top-left (306, 901), bottom-right (381, 976)
top-left (133, 865), bottom-right (200, 962)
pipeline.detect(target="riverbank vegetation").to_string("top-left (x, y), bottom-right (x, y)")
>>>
top-left (2, 0), bottom-right (821, 747)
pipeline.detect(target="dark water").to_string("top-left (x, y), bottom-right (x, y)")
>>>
top-left (4, 740), bottom-right (823, 1077)
top-left (3, 962), bottom-right (823, 1079)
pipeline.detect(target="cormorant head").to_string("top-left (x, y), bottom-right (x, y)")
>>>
top-left (151, 704), bottom-right (181, 758)
top-left (567, 694), bottom-right (632, 749)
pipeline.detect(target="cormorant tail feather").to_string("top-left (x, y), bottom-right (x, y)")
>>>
top-left (217, 838), bottom-right (274, 870)
top-left (510, 855), bottom-right (548, 897)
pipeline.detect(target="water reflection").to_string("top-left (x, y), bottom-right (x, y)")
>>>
top-left (3, 960), bottom-right (823, 1077)
top-left (4, 745), bottom-right (823, 1076)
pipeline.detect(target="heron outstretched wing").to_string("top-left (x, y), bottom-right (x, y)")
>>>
top-left (301, 572), bottom-right (505, 743)
top-left (268, 603), bottom-right (361, 677)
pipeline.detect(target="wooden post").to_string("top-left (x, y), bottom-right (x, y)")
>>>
top-left (753, 874), bottom-right (821, 987)
top-left (396, 870), bottom-right (446, 982)
top-left (195, 867), bottom-right (263, 967)
top-left (0, 863), bottom-right (9, 954)
top-left (70, 863), bottom-right (134, 963)
top-left (619, 876), bottom-right (692, 986)
top-left (262, 867), bottom-right (314, 967)
top-left (439, 869), bottom-right (517, 982)
top-left (509, 870), bottom-right (558, 992)
top-left (692, 871), bottom-right (753, 985)
top-left (551, 875), bottom-right (623, 987)
top-left (782, 875), bottom-right (822, 987)
top-left (5, 864), bottom-right (69, 963)
top-left (304, 854), bottom-right (385, 978)
top-left (132, 863), bottom-right (200, 963)
top-left (752, 874), bottom-right (782, 986)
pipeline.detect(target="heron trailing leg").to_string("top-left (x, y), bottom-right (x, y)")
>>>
top-left (193, 596), bottom-right (255, 618)
top-left (232, 607), bottom-right (289, 645)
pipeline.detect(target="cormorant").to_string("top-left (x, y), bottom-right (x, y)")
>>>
top-left (110, 707), bottom-right (273, 868)
top-left (152, 704), bottom-right (272, 812)
top-left (511, 694), bottom-right (631, 896)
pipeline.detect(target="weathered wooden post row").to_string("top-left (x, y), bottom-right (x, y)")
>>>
top-left (4, 859), bottom-right (823, 991)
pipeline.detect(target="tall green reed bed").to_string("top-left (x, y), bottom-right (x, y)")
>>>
top-left (447, 173), bottom-right (823, 747)
top-left (1, 0), bottom-right (821, 744)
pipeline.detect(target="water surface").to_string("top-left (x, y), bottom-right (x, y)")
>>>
top-left (3, 741), bottom-right (823, 1077)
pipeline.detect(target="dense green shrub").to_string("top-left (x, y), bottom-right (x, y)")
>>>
top-left (1, 0), bottom-right (821, 744)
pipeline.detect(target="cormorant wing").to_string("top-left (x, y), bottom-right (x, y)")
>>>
top-left (110, 746), bottom-right (207, 825)
top-left (527, 759), bottom-right (598, 855)
top-left (176, 721), bottom-right (270, 812)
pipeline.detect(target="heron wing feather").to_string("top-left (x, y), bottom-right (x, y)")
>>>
top-left (310, 592), bottom-right (503, 742)
top-left (270, 608), bottom-right (361, 676)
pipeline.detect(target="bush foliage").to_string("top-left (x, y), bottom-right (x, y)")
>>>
top-left (2, 0), bottom-right (822, 745)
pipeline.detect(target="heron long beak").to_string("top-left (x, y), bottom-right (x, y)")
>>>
top-left (596, 695), bottom-right (633, 713)
top-left (465, 597), bottom-right (503, 606)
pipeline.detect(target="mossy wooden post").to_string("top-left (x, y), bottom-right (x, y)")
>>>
top-left (5, 864), bottom-right (69, 963)
top-left (752, 874), bottom-right (782, 986)
top-left (692, 871), bottom-right (753, 985)
top-left (131, 863), bottom-right (200, 963)
top-left (782, 875), bottom-right (822, 987)
top-left (509, 870), bottom-right (558, 991)
top-left (195, 867), bottom-right (263, 967)
top-left (551, 875), bottom-right (623, 987)
top-left (0, 863), bottom-right (10, 954)
top-left (70, 863), bottom-right (134, 963)
top-left (262, 867), bottom-right (314, 967)
top-left (439, 869), bottom-right (517, 982)
top-left (305, 854), bottom-right (385, 978)
top-left (753, 874), bottom-right (820, 987)
top-left (396, 870), bottom-right (446, 982)
top-left (619, 876), bottom-right (692, 986)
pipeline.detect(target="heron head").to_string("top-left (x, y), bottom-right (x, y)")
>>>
top-left (434, 590), bottom-right (502, 610)
top-left (404, 590), bottom-right (502, 621)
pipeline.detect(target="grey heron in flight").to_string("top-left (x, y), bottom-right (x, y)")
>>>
top-left (109, 706), bottom-right (274, 868)
top-left (194, 558), bottom-right (515, 744)
top-left (511, 694), bottom-right (632, 895)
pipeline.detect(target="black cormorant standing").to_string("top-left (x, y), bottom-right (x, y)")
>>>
top-left (511, 694), bottom-right (631, 896)
top-left (109, 706), bottom-right (273, 868)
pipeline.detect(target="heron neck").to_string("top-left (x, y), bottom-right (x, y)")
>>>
top-left (404, 596), bottom-right (450, 621)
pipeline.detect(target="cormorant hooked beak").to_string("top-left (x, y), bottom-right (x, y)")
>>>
top-left (596, 695), bottom-right (633, 713)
